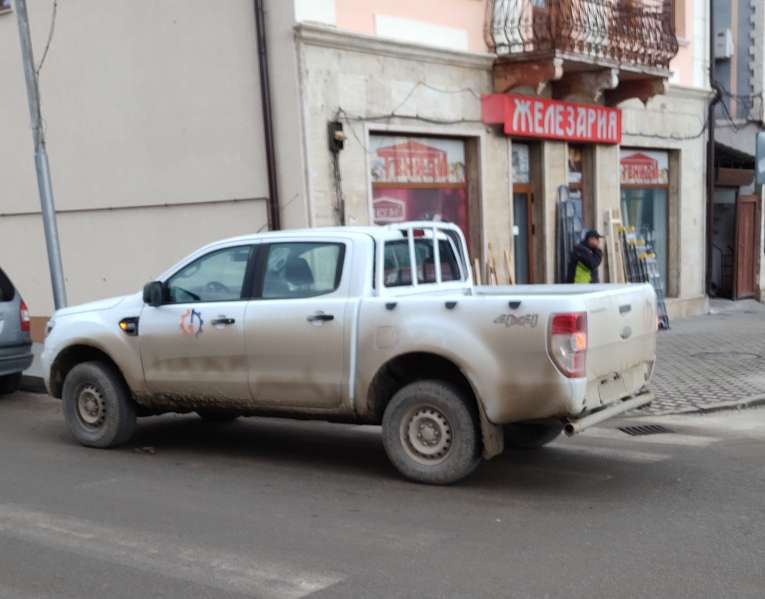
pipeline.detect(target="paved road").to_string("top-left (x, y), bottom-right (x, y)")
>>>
top-left (1, 392), bottom-right (764, 599)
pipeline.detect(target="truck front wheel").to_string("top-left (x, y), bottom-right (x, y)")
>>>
top-left (503, 423), bottom-right (562, 449)
top-left (382, 380), bottom-right (481, 485)
top-left (62, 361), bottom-right (137, 448)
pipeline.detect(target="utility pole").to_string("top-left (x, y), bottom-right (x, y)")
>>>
top-left (15, 0), bottom-right (67, 309)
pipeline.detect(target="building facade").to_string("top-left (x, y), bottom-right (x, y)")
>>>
top-left (0, 0), bottom-right (723, 341)
top-left (711, 0), bottom-right (765, 300)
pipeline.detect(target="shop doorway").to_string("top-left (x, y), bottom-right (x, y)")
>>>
top-left (711, 191), bottom-right (759, 300)
top-left (513, 190), bottom-right (533, 284)
top-left (512, 144), bottom-right (534, 284)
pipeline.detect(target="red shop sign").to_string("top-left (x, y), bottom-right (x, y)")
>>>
top-left (482, 94), bottom-right (622, 144)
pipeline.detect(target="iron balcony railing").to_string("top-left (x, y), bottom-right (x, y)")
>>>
top-left (484, 0), bottom-right (678, 68)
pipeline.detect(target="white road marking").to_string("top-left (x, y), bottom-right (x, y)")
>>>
top-left (584, 428), bottom-right (721, 447)
top-left (559, 445), bottom-right (672, 463)
top-left (0, 504), bottom-right (343, 599)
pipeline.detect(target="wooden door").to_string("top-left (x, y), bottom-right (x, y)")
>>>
top-left (734, 195), bottom-right (759, 299)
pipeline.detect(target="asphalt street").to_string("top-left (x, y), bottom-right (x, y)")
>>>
top-left (1, 392), bottom-right (764, 599)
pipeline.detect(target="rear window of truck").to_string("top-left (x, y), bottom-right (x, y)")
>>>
top-left (383, 238), bottom-right (462, 288)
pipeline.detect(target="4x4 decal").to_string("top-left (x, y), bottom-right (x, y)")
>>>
top-left (494, 314), bottom-right (539, 328)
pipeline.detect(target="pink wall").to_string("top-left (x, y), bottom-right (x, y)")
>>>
top-left (333, 0), bottom-right (698, 86)
top-left (669, 0), bottom-right (695, 86)
top-left (334, 0), bottom-right (489, 53)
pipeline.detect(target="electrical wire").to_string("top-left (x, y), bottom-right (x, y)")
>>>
top-left (35, 0), bottom-right (58, 76)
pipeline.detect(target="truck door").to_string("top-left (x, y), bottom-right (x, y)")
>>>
top-left (244, 240), bottom-right (350, 408)
top-left (138, 244), bottom-right (255, 400)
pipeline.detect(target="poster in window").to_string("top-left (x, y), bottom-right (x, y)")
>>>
top-left (370, 136), bottom-right (469, 241)
top-left (370, 136), bottom-right (465, 184)
top-left (620, 150), bottom-right (669, 185)
top-left (372, 188), bottom-right (468, 235)
top-left (512, 144), bottom-right (530, 184)
top-left (568, 146), bottom-right (583, 184)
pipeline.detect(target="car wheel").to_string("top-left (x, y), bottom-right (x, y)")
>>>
top-left (0, 372), bottom-right (22, 396)
top-left (62, 361), bottom-right (137, 448)
top-left (503, 423), bottom-right (562, 449)
top-left (382, 380), bottom-right (481, 485)
top-left (196, 411), bottom-right (240, 424)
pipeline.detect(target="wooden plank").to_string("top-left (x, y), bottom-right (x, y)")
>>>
top-left (487, 243), bottom-right (498, 286)
top-left (504, 249), bottom-right (514, 285)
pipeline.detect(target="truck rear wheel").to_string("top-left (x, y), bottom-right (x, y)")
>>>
top-left (62, 361), bottom-right (137, 448)
top-left (382, 380), bottom-right (481, 485)
top-left (504, 423), bottom-right (562, 449)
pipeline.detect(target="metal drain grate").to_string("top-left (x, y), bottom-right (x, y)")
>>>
top-left (618, 424), bottom-right (673, 436)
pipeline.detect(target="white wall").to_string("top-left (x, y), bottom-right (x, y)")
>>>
top-left (0, 0), bottom-right (279, 316)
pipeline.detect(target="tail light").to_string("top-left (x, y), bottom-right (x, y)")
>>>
top-left (548, 312), bottom-right (587, 378)
top-left (20, 300), bottom-right (30, 332)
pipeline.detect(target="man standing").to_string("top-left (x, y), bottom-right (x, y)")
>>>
top-left (567, 230), bottom-right (603, 284)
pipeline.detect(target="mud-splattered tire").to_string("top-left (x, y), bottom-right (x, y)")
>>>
top-left (503, 423), bottom-right (562, 449)
top-left (196, 412), bottom-right (240, 424)
top-left (0, 372), bottom-right (22, 395)
top-left (62, 361), bottom-right (137, 448)
top-left (382, 380), bottom-right (482, 485)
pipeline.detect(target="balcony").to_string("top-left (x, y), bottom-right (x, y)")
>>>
top-left (484, 0), bottom-right (679, 104)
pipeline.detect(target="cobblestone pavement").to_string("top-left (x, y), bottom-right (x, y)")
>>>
top-left (642, 301), bottom-right (765, 414)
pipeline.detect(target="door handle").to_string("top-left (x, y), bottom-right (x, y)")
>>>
top-left (307, 313), bottom-right (334, 322)
top-left (211, 317), bottom-right (235, 326)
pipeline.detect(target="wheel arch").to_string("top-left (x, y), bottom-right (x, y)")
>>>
top-left (366, 351), bottom-right (504, 459)
top-left (49, 344), bottom-right (129, 399)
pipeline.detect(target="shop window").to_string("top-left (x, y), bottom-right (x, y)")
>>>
top-left (620, 150), bottom-right (669, 286)
top-left (0, 0), bottom-right (11, 13)
top-left (370, 136), bottom-right (468, 244)
top-left (567, 144), bottom-right (585, 225)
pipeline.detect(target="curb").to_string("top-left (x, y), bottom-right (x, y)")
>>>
top-left (20, 375), bottom-right (47, 395)
top-left (657, 394), bottom-right (765, 417)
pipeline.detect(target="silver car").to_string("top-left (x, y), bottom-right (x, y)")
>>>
top-left (0, 267), bottom-right (33, 395)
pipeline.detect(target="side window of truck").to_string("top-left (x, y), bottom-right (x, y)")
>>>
top-left (261, 242), bottom-right (345, 299)
top-left (166, 246), bottom-right (252, 304)
top-left (383, 238), bottom-right (462, 288)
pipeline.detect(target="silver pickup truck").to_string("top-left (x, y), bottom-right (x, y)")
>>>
top-left (43, 222), bottom-right (657, 484)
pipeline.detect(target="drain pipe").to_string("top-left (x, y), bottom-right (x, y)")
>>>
top-left (254, 0), bottom-right (281, 230)
top-left (705, 0), bottom-right (721, 293)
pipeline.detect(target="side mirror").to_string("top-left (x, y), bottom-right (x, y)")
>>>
top-left (143, 281), bottom-right (163, 307)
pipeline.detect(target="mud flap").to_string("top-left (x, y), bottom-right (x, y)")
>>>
top-left (476, 399), bottom-right (504, 459)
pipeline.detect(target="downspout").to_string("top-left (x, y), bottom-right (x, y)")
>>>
top-left (705, 0), bottom-right (722, 294)
top-left (254, 0), bottom-right (281, 230)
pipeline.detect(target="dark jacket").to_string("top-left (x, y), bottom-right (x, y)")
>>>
top-left (566, 241), bottom-right (603, 284)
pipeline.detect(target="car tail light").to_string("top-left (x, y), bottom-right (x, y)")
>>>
top-left (548, 312), bottom-right (587, 378)
top-left (20, 300), bottom-right (30, 332)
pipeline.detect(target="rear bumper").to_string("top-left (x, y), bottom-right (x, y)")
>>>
top-left (0, 343), bottom-right (34, 377)
top-left (564, 390), bottom-right (654, 436)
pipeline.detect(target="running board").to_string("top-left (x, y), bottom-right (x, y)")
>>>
top-left (564, 391), bottom-right (654, 436)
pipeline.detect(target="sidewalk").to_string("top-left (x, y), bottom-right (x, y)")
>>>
top-left (643, 299), bottom-right (765, 415)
